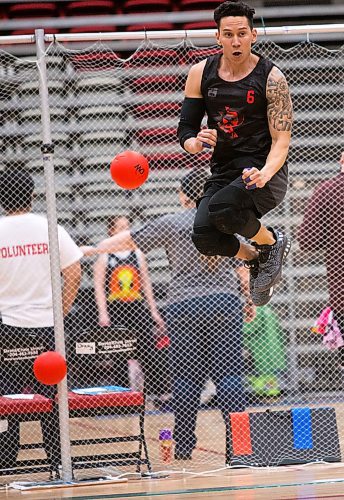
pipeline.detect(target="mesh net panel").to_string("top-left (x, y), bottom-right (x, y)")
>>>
top-left (0, 37), bottom-right (343, 483)
top-left (0, 53), bottom-right (60, 480)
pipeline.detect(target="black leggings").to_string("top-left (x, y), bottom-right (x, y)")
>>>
top-left (192, 180), bottom-right (263, 257)
top-left (0, 324), bottom-right (56, 398)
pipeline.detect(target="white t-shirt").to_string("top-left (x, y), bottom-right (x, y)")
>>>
top-left (0, 213), bottom-right (83, 328)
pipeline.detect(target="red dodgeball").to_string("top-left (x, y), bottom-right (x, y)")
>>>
top-left (33, 351), bottom-right (67, 385)
top-left (110, 150), bottom-right (149, 189)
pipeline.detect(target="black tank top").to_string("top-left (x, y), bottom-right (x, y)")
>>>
top-left (106, 250), bottom-right (143, 303)
top-left (201, 53), bottom-right (274, 165)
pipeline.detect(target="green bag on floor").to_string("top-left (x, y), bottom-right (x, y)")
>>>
top-left (243, 305), bottom-right (287, 395)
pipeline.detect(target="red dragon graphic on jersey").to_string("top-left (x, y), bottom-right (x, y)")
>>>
top-left (218, 106), bottom-right (244, 138)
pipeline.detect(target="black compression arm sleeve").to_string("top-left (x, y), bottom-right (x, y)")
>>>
top-left (177, 97), bottom-right (206, 149)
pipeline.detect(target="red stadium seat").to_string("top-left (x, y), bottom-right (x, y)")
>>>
top-left (0, 6), bottom-right (7, 20)
top-left (147, 152), bottom-right (187, 169)
top-left (131, 101), bottom-right (181, 119)
top-left (130, 75), bottom-right (180, 93)
top-left (186, 46), bottom-right (222, 63)
top-left (147, 152), bottom-right (211, 169)
top-left (69, 51), bottom-right (122, 71)
top-left (179, 0), bottom-right (220, 10)
top-left (64, 0), bottom-right (116, 16)
top-left (126, 23), bottom-right (175, 31)
top-left (182, 20), bottom-right (216, 30)
top-left (126, 48), bottom-right (181, 67)
top-left (136, 127), bottom-right (177, 145)
top-left (123, 0), bottom-right (171, 14)
top-left (69, 25), bottom-right (117, 33)
top-left (8, 2), bottom-right (57, 18)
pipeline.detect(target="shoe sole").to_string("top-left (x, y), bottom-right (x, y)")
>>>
top-left (252, 286), bottom-right (274, 306)
top-left (275, 236), bottom-right (291, 283)
top-left (258, 236), bottom-right (291, 292)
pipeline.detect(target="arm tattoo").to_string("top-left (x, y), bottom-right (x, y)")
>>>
top-left (267, 69), bottom-right (293, 132)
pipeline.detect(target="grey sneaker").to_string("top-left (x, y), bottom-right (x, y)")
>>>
top-left (254, 229), bottom-right (291, 292)
top-left (252, 285), bottom-right (274, 306)
top-left (246, 258), bottom-right (275, 306)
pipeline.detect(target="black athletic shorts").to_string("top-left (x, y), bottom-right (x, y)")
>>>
top-left (206, 156), bottom-right (288, 217)
top-left (0, 322), bottom-right (56, 399)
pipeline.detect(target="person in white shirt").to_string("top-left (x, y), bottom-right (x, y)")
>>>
top-left (0, 168), bottom-right (82, 467)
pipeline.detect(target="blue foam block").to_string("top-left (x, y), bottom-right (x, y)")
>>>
top-left (292, 407), bottom-right (313, 449)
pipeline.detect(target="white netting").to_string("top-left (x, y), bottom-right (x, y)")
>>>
top-left (0, 36), bottom-right (343, 484)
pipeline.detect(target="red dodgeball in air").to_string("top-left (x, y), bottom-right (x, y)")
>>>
top-left (110, 150), bottom-right (149, 189)
top-left (33, 351), bottom-right (67, 385)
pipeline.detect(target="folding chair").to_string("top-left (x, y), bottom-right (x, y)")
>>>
top-left (62, 390), bottom-right (150, 473)
top-left (0, 395), bottom-right (59, 476)
top-left (66, 326), bottom-right (151, 473)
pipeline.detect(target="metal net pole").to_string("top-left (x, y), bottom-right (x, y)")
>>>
top-left (35, 28), bottom-right (73, 482)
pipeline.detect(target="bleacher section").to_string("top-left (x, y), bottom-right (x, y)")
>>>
top-left (0, 0), bottom-right (343, 52)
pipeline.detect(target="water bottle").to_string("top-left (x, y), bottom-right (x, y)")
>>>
top-left (159, 429), bottom-right (173, 463)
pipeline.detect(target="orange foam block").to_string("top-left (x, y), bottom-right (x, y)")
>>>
top-left (230, 412), bottom-right (253, 456)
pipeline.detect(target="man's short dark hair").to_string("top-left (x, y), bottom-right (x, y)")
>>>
top-left (0, 169), bottom-right (35, 213)
top-left (180, 168), bottom-right (209, 202)
top-left (214, 0), bottom-right (255, 30)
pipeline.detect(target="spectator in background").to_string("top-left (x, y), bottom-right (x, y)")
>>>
top-left (93, 215), bottom-right (165, 393)
top-left (0, 168), bottom-right (82, 466)
top-left (82, 168), bottom-right (255, 462)
top-left (297, 151), bottom-right (344, 337)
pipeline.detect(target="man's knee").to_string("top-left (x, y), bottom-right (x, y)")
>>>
top-left (191, 231), bottom-right (219, 256)
top-left (208, 203), bottom-right (260, 239)
top-left (192, 229), bottom-right (240, 257)
top-left (208, 204), bottom-right (243, 234)
top-left (207, 185), bottom-right (260, 238)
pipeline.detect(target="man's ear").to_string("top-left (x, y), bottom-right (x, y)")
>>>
top-left (251, 28), bottom-right (258, 44)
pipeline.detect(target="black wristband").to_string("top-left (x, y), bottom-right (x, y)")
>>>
top-left (177, 97), bottom-right (206, 150)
